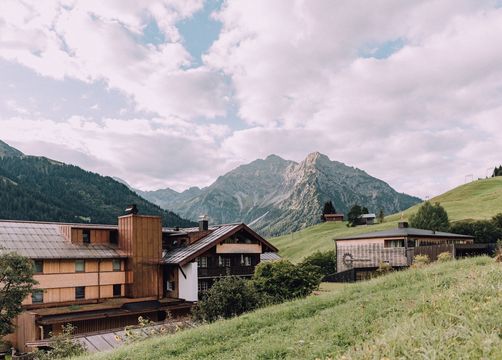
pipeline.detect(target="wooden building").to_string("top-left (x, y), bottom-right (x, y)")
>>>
top-left (334, 221), bottom-right (474, 281)
top-left (0, 213), bottom-right (279, 352)
top-left (323, 213), bottom-right (344, 222)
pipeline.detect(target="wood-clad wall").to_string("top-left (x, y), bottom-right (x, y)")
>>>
top-left (118, 215), bottom-right (162, 298)
top-left (60, 225), bottom-right (114, 245)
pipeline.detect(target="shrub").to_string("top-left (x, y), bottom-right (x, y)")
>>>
top-left (193, 276), bottom-right (260, 322)
top-left (253, 260), bottom-right (322, 303)
top-left (437, 252), bottom-right (453, 262)
top-left (34, 323), bottom-right (86, 360)
top-left (450, 220), bottom-right (502, 244)
top-left (376, 262), bottom-right (393, 275)
top-left (300, 250), bottom-right (336, 279)
top-left (413, 254), bottom-right (430, 267)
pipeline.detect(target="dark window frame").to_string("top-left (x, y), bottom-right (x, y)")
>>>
top-left (34, 260), bottom-right (44, 274)
top-left (82, 229), bottom-right (91, 244)
top-left (75, 260), bottom-right (85, 273)
top-left (75, 286), bottom-right (85, 300)
top-left (32, 289), bottom-right (44, 304)
top-left (109, 230), bottom-right (118, 245)
top-left (113, 284), bottom-right (121, 297)
top-left (112, 259), bottom-right (121, 272)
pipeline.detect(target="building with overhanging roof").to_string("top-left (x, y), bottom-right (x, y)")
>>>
top-left (0, 211), bottom-right (279, 353)
top-left (334, 221), bottom-right (474, 281)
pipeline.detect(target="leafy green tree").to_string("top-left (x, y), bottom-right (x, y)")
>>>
top-left (347, 205), bottom-right (363, 227)
top-left (193, 277), bottom-right (261, 322)
top-left (300, 250), bottom-right (336, 279)
top-left (491, 213), bottom-right (502, 229)
top-left (321, 201), bottom-right (336, 221)
top-left (0, 253), bottom-right (37, 337)
top-left (253, 260), bottom-right (322, 303)
top-left (409, 202), bottom-right (450, 231)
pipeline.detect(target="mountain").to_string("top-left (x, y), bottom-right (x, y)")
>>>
top-left (0, 141), bottom-right (195, 227)
top-left (0, 140), bottom-right (24, 157)
top-left (139, 152), bottom-right (421, 236)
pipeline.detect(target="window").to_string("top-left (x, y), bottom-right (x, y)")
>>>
top-left (112, 259), bottom-right (121, 272)
top-left (34, 260), bottom-right (44, 274)
top-left (82, 229), bottom-right (91, 244)
top-left (384, 239), bottom-right (405, 248)
top-left (109, 230), bottom-right (118, 245)
top-left (113, 284), bottom-right (122, 297)
top-left (241, 255), bottom-right (252, 266)
top-left (75, 260), bottom-right (85, 272)
top-left (198, 281), bottom-right (209, 292)
top-left (32, 289), bottom-right (44, 304)
top-left (166, 281), bottom-right (175, 291)
top-left (75, 286), bottom-right (85, 300)
top-left (218, 256), bottom-right (231, 267)
top-left (197, 256), bottom-right (208, 268)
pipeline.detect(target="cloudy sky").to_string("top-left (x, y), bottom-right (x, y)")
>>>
top-left (1, 0), bottom-right (502, 199)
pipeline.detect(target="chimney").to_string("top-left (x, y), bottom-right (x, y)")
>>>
top-left (124, 204), bottom-right (138, 215)
top-left (199, 215), bottom-right (209, 231)
top-left (398, 221), bottom-right (409, 229)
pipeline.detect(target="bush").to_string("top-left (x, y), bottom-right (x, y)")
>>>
top-left (413, 254), bottom-right (430, 268)
top-left (193, 277), bottom-right (260, 322)
top-left (300, 250), bottom-right (336, 279)
top-left (450, 220), bottom-right (502, 244)
top-left (437, 252), bottom-right (453, 262)
top-left (253, 260), bottom-right (322, 303)
top-left (34, 324), bottom-right (86, 360)
top-left (376, 262), bottom-right (393, 275)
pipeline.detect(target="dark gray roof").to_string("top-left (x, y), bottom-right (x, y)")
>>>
top-left (162, 224), bottom-right (241, 265)
top-left (260, 252), bottom-right (282, 261)
top-left (336, 227), bottom-right (475, 241)
top-left (0, 221), bottom-right (126, 259)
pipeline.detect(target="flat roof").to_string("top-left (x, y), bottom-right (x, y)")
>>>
top-left (336, 227), bottom-right (474, 241)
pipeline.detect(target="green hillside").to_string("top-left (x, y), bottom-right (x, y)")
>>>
top-left (0, 155), bottom-right (196, 227)
top-left (81, 257), bottom-right (502, 360)
top-left (270, 177), bottom-right (502, 261)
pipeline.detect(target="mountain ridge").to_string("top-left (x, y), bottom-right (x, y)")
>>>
top-left (138, 152), bottom-right (421, 236)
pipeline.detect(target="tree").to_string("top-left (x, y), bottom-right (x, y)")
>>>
top-left (347, 205), bottom-right (363, 227)
top-left (378, 209), bottom-right (385, 223)
top-left (492, 213), bottom-right (502, 229)
top-left (253, 260), bottom-right (322, 303)
top-left (0, 252), bottom-right (37, 337)
top-left (321, 201), bottom-right (336, 221)
top-left (193, 277), bottom-right (261, 322)
top-left (450, 220), bottom-right (502, 244)
top-left (492, 165), bottom-right (502, 177)
top-left (300, 250), bottom-right (336, 279)
top-left (409, 202), bottom-right (450, 231)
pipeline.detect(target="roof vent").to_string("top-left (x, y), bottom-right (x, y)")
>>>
top-left (124, 204), bottom-right (139, 215)
top-left (398, 221), bottom-right (409, 228)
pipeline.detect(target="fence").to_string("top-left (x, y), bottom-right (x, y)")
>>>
top-left (412, 244), bottom-right (454, 261)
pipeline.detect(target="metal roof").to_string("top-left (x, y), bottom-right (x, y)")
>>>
top-left (0, 221), bottom-right (126, 259)
top-left (260, 252), bottom-right (282, 261)
top-left (336, 227), bottom-right (475, 241)
top-left (162, 224), bottom-right (241, 265)
top-left (360, 214), bottom-right (376, 218)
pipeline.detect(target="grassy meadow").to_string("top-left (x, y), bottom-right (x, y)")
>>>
top-left (79, 257), bottom-right (502, 360)
top-left (271, 177), bottom-right (502, 262)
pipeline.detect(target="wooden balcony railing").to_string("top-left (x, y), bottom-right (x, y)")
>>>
top-left (198, 266), bottom-right (255, 278)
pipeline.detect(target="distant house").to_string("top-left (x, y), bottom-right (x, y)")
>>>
top-left (359, 213), bottom-right (376, 225)
top-left (334, 221), bottom-right (474, 281)
top-left (323, 213), bottom-right (344, 222)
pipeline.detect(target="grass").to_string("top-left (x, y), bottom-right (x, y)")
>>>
top-left (79, 257), bottom-right (502, 360)
top-left (271, 177), bottom-right (502, 262)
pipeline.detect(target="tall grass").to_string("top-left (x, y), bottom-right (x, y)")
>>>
top-left (79, 257), bottom-right (502, 360)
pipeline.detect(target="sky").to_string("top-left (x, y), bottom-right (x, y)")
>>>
top-left (1, 0), bottom-right (502, 199)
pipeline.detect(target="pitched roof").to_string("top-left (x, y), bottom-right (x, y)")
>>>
top-left (360, 214), bottom-right (376, 219)
top-left (0, 221), bottom-right (126, 259)
top-left (162, 223), bottom-right (278, 265)
top-left (260, 252), bottom-right (282, 261)
top-left (336, 227), bottom-right (474, 241)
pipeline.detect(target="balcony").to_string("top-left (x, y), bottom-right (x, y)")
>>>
top-left (198, 266), bottom-right (255, 278)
